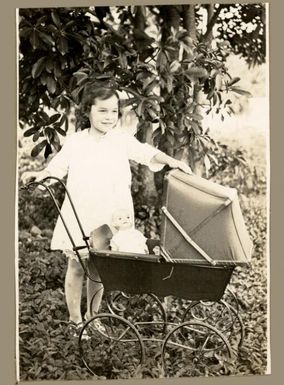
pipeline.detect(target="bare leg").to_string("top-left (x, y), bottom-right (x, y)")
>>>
top-left (65, 258), bottom-right (84, 324)
top-left (86, 267), bottom-right (104, 319)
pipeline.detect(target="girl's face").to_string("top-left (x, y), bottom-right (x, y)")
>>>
top-left (89, 95), bottom-right (119, 134)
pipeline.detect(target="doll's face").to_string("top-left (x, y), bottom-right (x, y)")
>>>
top-left (112, 209), bottom-right (132, 230)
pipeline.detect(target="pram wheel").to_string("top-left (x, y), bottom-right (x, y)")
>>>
top-left (106, 292), bottom-right (167, 335)
top-left (79, 313), bottom-right (145, 377)
top-left (182, 298), bottom-right (244, 351)
top-left (161, 321), bottom-right (233, 377)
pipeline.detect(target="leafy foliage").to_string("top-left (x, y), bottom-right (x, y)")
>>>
top-left (18, 5), bottom-right (265, 172)
top-left (216, 4), bottom-right (266, 67)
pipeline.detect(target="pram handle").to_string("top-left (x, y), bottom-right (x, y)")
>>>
top-left (21, 177), bottom-right (100, 282)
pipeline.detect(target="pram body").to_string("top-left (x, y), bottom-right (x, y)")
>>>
top-left (88, 169), bottom-right (252, 301)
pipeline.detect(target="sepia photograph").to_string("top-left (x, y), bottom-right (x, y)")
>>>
top-left (16, 2), bottom-right (269, 381)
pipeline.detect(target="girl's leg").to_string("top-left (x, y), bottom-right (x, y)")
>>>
top-left (65, 258), bottom-right (84, 324)
top-left (86, 268), bottom-right (104, 319)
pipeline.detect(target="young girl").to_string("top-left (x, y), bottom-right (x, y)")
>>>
top-left (21, 86), bottom-right (192, 335)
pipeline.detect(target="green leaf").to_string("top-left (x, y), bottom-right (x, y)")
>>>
top-left (71, 86), bottom-right (84, 103)
top-left (38, 31), bottom-right (54, 46)
top-left (169, 60), bottom-right (180, 72)
top-left (137, 100), bottom-right (145, 116)
top-left (40, 72), bottom-right (48, 86)
top-left (144, 80), bottom-right (159, 95)
top-left (227, 77), bottom-right (241, 86)
top-left (49, 113), bottom-right (61, 124)
top-left (31, 140), bottom-right (48, 157)
top-left (51, 131), bottom-right (61, 151)
top-left (186, 67), bottom-right (208, 79)
top-left (20, 26), bottom-right (33, 39)
top-left (66, 31), bottom-right (86, 44)
top-left (46, 76), bottom-right (57, 94)
top-left (204, 154), bottom-right (211, 172)
top-left (45, 59), bottom-right (54, 74)
top-left (51, 11), bottom-right (61, 29)
top-left (32, 57), bottom-right (46, 79)
top-left (53, 62), bottom-right (62, 79)
top-left (230, 87), bottom-right (252, 97)
top-left (23, 127), bottom-right (38, 137)
top-left (191, 120), bottom-right (200, 134)
top-left (38, 110), bottom-right (50, 123)
top-left (59, 114), bottom-right (67, 127)
top-left (32, 130), bottom-right (41, 142)
top-left (29, 29), bottom-right (40, 49)
top-left (118, 52), bottom-right (128, 69)
top-left (54, 126), bottom-right (66, 136)
top-left (57, 37), bottom-right (69, 55)
top-left (208, 153), bottom-right (219, 165)
top-left (65, 117), bottom-right (69, 132)
top-left (44, 126), bottom-right (53, 139)
top-left (157, 51), bottom-right (167, 71)
top-left (73, 71), bottom-right (89, 85)
top-left (191, 113), bottom-right (203, 121)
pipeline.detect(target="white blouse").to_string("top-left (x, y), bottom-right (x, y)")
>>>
top-left (46, 129), bottom-right (163, 251)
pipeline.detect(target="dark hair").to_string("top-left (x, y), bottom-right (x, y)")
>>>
top-left (81, 86), bottom-right (121, 117)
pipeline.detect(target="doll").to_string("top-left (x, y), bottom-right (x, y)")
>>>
top-left (110, 208), bottom-right (149, 254)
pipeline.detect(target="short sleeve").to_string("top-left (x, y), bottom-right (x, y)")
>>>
top-left (46, 134), bottom-right (74, 179)
top-left (122, 132), bottom-right (165, 172)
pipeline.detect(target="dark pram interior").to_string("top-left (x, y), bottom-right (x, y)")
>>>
top-left (88, 170), bottom-right (252, 301)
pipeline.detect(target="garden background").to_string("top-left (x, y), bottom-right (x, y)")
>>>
top-left (17, 3), bottom-right (268, 381)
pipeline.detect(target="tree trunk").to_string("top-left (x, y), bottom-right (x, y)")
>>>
top-left (182, 4), bottom-right (197, 40)
top-left (205, 4), bottom-right (214, 45)
top-left (160, 5), bottom-right (181, 43)
top-left (181, 5), bottom-right (203, 176)
top-left (153, 5), bottom-right (182, 200)
top-left (133, 6), bottom-right (158, 205)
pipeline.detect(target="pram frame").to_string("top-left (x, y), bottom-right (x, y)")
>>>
top-left (22, 176), bottom-right (247, 378)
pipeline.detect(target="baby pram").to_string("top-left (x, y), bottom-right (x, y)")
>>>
top-left (23, 169), bottom-right (252, 378)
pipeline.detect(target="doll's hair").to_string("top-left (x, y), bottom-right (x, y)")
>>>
top-left (81, 86), bottom-right (121, 118)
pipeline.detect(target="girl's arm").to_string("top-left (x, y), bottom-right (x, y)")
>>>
top-left (21, 169), bottom-right (51, 185)
top-left (151, 152), bottom-right (193, 174)
top-left (122, 132), bottom-right (192, 173)
top-left (21, 134), bottom-right (74, 185)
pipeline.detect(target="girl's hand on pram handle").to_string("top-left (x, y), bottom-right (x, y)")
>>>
top-left (152, 151), bottom-right (193, 175)
top-left (21, 169), bottom-right (52, 190)
top-left (167, 159), bottom-right (193, 175)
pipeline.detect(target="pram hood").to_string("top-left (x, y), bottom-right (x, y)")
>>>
top-left (160, 170), bottom-right (253, 266)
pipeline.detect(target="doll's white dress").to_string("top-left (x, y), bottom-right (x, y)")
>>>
top-left (110, 228), bottom-right (148, 254)
top-left (46, 129), bottom-right (163, 251)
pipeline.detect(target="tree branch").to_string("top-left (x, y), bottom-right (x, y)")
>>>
top-left (201, 4), bottom-right (225, 43)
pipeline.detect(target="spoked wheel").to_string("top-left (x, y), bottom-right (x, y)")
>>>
top-left (222, 288), bottom-right (245, 349)
top-left (182, 299), bottom-right (244, 351)
top-left (223, 288), bottom-right (240, 312)
top-left (79, 313), bottom-right (145, 378)
top-left (106, 292), bottom-right (167, 336)
top-left (162, 321), bottom-right (233, 377)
